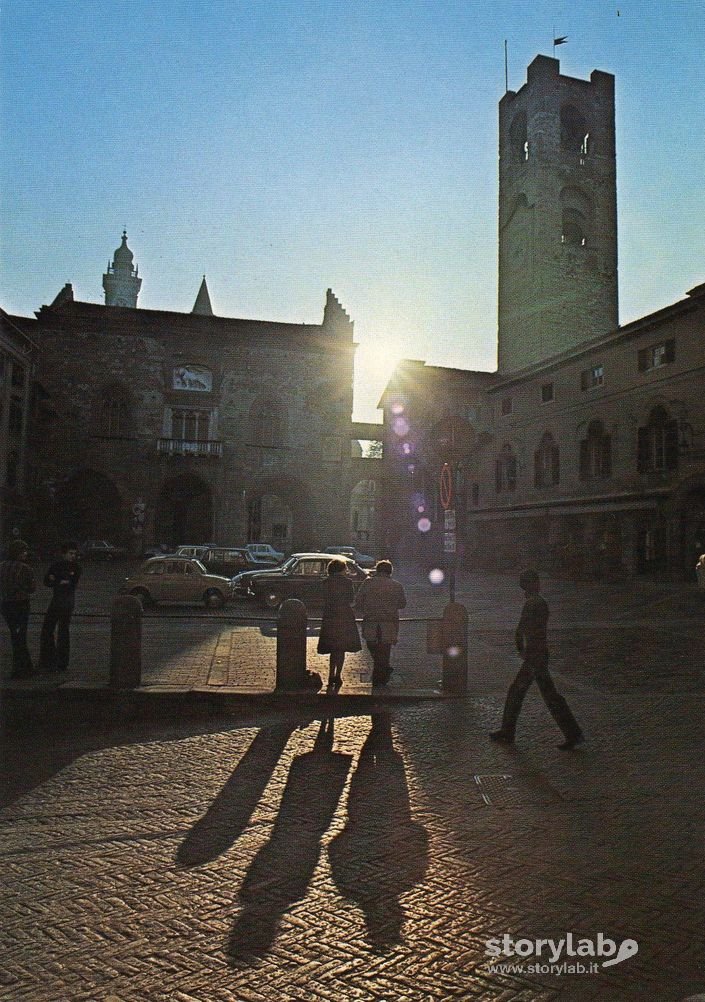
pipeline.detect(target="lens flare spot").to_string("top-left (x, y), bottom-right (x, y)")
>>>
top-left (417, 517), bottom-right (431, 533)
top-left (446, 645), bottom-right (461, 658)
top-left (391, 402), bottom-right (405, 415)
top-left (402, 442), bottom-right (412, 455)
top-left (392, 417), bottom-right (410, 437)
top-left (417, 505), bottom-right (425, 514)
top-left (428, 568), bottom-right (444, 585)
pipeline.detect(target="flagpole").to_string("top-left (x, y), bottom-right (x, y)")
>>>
top-left (504, 39), bottom-right (508, 93)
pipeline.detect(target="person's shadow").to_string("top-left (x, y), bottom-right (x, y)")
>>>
top-left (328, 713), bottom-right (429, 951)
top-left (227, 716), bottom-right (352, 964)
top-left (176, 720), bottom-right (303, 867)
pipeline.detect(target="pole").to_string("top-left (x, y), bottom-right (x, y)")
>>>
top-left (504, 39), bottom-right (508, 93)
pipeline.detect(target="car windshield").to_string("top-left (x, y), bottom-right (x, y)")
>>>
top-left (276, 556), bottom-right (297, 571)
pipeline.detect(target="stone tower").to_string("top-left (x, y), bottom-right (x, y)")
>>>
top-left (497, 55), bottom-right (618, 373)
top-left (103, 231), bottom-right (142, 307)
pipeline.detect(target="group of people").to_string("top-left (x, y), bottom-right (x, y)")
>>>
top-left (317, 558), bottom-right (585, 750)
top-left (2, 540), bottom-right (585, 751)
top-left (0, 540), bottom-right (81, 679)
top-left (317, 558), bottom-right (407, 689)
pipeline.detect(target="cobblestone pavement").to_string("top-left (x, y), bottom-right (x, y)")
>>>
top-left (2, 567), bottom-right (703, 1000)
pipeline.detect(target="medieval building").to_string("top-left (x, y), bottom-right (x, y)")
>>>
top-left (4, 233), bottom-right (381, 555)
top-left (381, 55), bottom-right (705, 580)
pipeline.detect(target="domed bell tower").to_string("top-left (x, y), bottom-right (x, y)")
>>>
top-left (103, 231), bottom-right (142, 308)
top-left (497, 55), bottom-right (618, 373)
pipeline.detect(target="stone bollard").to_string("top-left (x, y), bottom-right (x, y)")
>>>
top-left (441, 601), bottom-right (468, 694)
top-left (109, 595), bottom-right (142, 689)
top-left (276, 598), bottom-right (308, 690)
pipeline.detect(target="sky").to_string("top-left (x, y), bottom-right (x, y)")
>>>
top-left (1, 1), bottom-right (704, 422)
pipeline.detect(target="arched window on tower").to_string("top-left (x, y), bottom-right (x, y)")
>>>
top-left (637, 406), bottom-right (679, 474)
top-left (560, 186), bottom-right (592, 248)
top-left (534, 432), bottom-right (560, 488)
top-left (579, 420), bottom-right (611, 480)
top-left (250, 398), bottom-right (286, 448)
top-left (560, 104), bottom-right (589, 156)
top-left (509, 111), bottom-right (529, 162)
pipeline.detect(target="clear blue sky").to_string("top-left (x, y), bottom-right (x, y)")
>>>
top-left (2, 1), bottom-right (703, 421)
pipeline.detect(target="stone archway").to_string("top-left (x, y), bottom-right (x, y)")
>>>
top-left (350, 479), bottom-right (377, 547)
top-left (246, 477), bottom-right (313, 553)
top-left (54, 469), bottom-right (124, 543)
top-left (155, 474), bottom-right (213, 546)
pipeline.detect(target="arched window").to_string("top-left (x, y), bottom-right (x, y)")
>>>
top-left (99, 385), bottom-right (131, 437)
top-left (509, 111), bottom-right (529, 162)
top-left (560, 104), bottom-right (589, 154)
top-left (560, 186), bottom-right (592, 247)
top-left (579, 421), bottom-right (611, 480)
top-left (534, 433), bottom-right (560, 488)
top-left (637, 406), bottom-right (679, 473)
top-left (250, 399), bottom-right (285, 448)
top-left (495, 444), bottom-right (517, 493)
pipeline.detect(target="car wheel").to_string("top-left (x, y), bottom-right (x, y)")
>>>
top-left (262, 590), bottom-right (283, 610)
top-left (130, 588), bottom-right (153, 608)
top-left (204, 589), bottom-right (225, 609)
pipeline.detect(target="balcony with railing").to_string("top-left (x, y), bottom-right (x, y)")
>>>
top-left (157, 438), bottom-right (223, 458)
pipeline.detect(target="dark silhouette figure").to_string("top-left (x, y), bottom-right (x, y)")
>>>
top-left (228, 717), bottom-right (351, 964)
top-left (491, 569), bottom-right (584, 750)
top-left (328, 713), bottom-right (429, 950)
top-left (39, 541), bottom-right (81, 673)
top-left (176, 721), bottom-right (301, 867)
top-left (0, 539), bottom-right (36, 678)
top-left (354, 560), bottom-right (407, 686)
top-left (317, 560), bottom-right (361, 688)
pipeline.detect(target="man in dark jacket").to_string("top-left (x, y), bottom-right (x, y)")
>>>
top-left (490, 569), bottom-right (584, 750)
top-left (354, 560), bottom-right (407, 686)
top-left (0, 539), bottom-right (37, 679)
top-left (39, 542), bottom-right (81, 673)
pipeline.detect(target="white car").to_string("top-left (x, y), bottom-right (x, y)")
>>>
top-left (245, 543), bottom-right (284, 564)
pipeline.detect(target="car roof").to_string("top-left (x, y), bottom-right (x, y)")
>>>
top-left (291, 552), bottom-right (355, 562)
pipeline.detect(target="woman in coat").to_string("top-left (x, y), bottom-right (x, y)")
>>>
top-left (317, 560), bottom-right (362, 688)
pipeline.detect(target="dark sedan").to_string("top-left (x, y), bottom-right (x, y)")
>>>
top-left (232, 552), bottom-right (368, 609)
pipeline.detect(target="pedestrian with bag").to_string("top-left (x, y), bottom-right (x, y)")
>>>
top-left (317, 559), bottom-right (361, 689)
top-left (354, 560), bottom-right (407, 686)
top-left (490, 569), bottom-right (584, 750)
top-left (0, 539), bottom-right (37, 679)
top-left (39, 541), bottom-right (81, 673)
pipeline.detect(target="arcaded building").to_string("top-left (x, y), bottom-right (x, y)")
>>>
top-left (9, 233), bottom-right (381, 555)
top-left (381, 56), bottom-right (705, 580)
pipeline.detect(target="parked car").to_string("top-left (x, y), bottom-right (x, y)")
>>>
top-left (323, 545), bottom-right (376, 569)
top-left (199, 547), bottom-right (252, 577)
top-left (121, 556), bottom-right (235, 608)
top-left (233, 552), bottom-right (368, 609)
top-left (244, 542), bottom-right (285, 564)
top-left (80, 539), bottom-right (127, 560)
top-left (174, 544), bottom-right (211, 560)
top-left (143, 543), bottom-right (173, 559)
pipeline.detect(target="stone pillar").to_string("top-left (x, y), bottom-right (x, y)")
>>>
top-left (441, 601), bottom-right (468, 694)
top-left (276, 598), bottom-right (308, 690)
top-left (109, 595), bottom-right (142, 689)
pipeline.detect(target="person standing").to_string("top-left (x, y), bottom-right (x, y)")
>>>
top-left (317, 560), bottom-right (361, 689)
top-left (490, 569), bottom-right (584, 750)
top-left (354, 560), bottom-right (407, 686)
top-left (0, 539), bottom-right (37, 679)
top-left (39, 542), bottom-right (81, 673)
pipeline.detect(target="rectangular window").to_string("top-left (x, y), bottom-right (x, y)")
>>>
top-left (638, 339), bottom-right (676, 372)
top-left (580, 364), bottom-right (604, 391)
top-left (500, 397), bottom-right (513, 416)
top-left (541, 382), bottom-right (554, 403)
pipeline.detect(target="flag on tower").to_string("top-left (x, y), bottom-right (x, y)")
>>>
top-left (554, 36), bottom-right (568, 45)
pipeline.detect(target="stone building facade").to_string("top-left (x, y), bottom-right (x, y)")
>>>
top-left (0, 311), bottom-right (37, 546)
top-left (14, 250), bottom-right (375, 556)
top-left (381, 56), bottom-right (705, 580)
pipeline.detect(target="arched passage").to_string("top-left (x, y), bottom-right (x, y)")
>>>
top-left (55, 469), bottom-right (123, 543)
top-left (246, 477), bottom-right (313, 553)
top-left (155, 474), bottom-right (213, 546)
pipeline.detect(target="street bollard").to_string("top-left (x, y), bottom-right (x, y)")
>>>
top-left (109, 594), bottom-right (142, 689)
top-left (276, 598), bottom-right (308, 690)
top-left (441, 601), bottom-right (468, 694)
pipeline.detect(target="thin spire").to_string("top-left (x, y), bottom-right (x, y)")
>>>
top-left (192, 275), bottom-right (214, 316)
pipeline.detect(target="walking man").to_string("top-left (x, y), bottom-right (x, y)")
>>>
top-left (354, 560), bottom-right (406, 686)
top-left (490, 569), bottom-right (584, 750)
top-left (0, 539), bottom-right (37, 679)
top-left (39, 542), bottom-right (81, 673)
